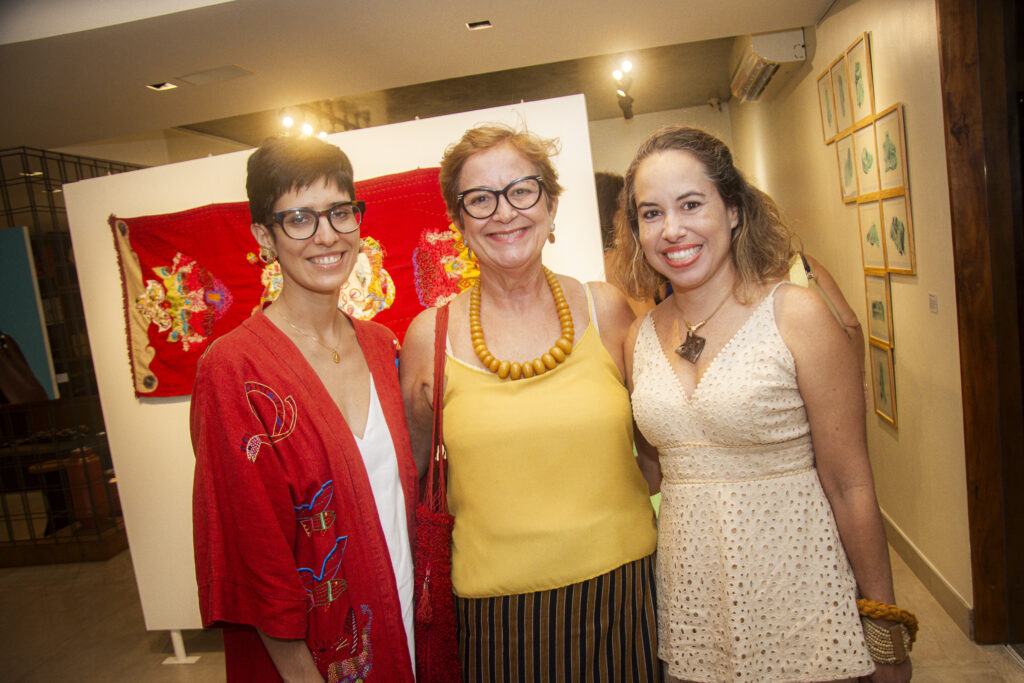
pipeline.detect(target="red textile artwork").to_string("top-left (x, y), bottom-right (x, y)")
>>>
top-left (110, 167), bottom-right (452, 397)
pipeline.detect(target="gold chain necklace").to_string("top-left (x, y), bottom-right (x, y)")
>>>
top-left (278, 310), bottom-right (342, 363)
top-left (674, 290), bottom-right (733, 363)
top-left (470, 267), bottom-right (574, 380)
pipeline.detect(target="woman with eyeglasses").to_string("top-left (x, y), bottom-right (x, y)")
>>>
top-left (192, 136), bottom-right (417, 683)
top-left (401, 125), bottom-right (661, 682)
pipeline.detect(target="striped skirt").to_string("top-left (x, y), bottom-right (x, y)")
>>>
top-left (455, 554), bottom-right (660, 682)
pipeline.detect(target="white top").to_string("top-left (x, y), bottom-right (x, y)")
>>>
top-left (353, 374), bottom-right (415, 671)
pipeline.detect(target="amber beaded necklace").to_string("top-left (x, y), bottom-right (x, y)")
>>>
top-left (469, 267), bottom-right (574, 380)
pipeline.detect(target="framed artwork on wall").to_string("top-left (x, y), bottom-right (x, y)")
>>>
top-left (846, 33), bottom-right (875, 125)
top-left (853, 120), bottom-right (880, 198)
top-left (875, 103), bottom-right (908, 194)
top-left (836, 134), bottom-right (858, 202)
top-left (817, 70), bottom-right (838, 143)
top-left (830, 55), bottom-right (855, 135)
top-left (858, 200), bottom-right (886, 272)
top-left (869, 342), bottom-right (897, 426)
top-left (881, 194), bottom-right (916, 274)
top-left (864, 273), bottom-right (893, 346)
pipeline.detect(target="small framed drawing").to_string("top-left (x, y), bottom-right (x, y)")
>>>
top-left (817, 70), bottom-right (838, 143)
top-left (830, 55), bottom-right (854, 134)
top-left (836, 134), bottom-right (858, 202)
top-left (881, 194), bottom-right (916, 274)
top-left (864, 273), bottom-right (893, 346)
top-left (858, 201), bottom-right (886, 272)
top-left (846, 33), bottom-right (875, 125)
top-left (875, 104), bottom-right (908, 193)
top-left (853, 121), bottom-right (880, 198)
top-left (869, 342), bottom-right (897, 426)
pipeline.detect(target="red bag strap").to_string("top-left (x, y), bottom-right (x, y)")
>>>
top-left (425, 305), bottom-right (450, 512)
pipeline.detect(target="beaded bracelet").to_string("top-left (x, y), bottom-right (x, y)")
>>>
top-left (857, 598), bottom-right (918, 664)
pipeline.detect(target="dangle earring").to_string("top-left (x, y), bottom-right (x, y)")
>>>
top-left (548, 222), bottom-right (556, 244)
top-left (258, 246), bottom-right (277, 264)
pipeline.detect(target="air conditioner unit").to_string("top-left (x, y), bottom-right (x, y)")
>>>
top-left (730, 29), bottom-right (806, 103)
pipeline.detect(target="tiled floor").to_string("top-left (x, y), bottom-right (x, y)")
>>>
top-left (0, 546), bottom-right (1021, 681)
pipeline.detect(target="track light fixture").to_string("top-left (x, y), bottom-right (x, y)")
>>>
top-left (612, 58), bottom-right (635, 119)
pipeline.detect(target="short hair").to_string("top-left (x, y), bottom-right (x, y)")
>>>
top-left (246, 136), bottom-right (356, 227)
top-left (439, 124), bottom-right (565, 227)
top-left (594, 172), bottom-right (624, 251)
top-left (610, 125), bottom-right (793, 300)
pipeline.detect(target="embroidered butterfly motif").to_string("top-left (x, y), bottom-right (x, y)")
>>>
top-left (312, 605), bottom-right (375, 683)
top-left (240, 381), bottom-right (297, 462)
top-left (295, 481), bottom-right (336, 536)
top-left (298, 536), bottom-right (348, 611)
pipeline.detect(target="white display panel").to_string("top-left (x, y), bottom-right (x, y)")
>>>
top-left (63, 95), bottom-right (602, 630)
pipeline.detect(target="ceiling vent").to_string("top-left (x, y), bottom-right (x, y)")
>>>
top-left (729, 29), bottom-right (806, 103)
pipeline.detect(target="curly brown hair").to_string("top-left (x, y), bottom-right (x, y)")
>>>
top-left (610, 126), bottom-right (793, 300)
top-left (439, 124), bottom-right (565, 227)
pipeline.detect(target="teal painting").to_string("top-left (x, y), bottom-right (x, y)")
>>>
top-left (861, 147), bottom-right (874, 174)
top-left (889, 216), bottom-right (907, 255)
top-left (883, 132), bottom-right (898, 172)
top-left (866, 223), bottom-right (880, 246)
top-left (855, 62), bottom-right (865, 108)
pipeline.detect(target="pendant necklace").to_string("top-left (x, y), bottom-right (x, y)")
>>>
top-left (674, 291), bottom-right (733, 363)
top-left (279, 310), bottom-right (342, 363)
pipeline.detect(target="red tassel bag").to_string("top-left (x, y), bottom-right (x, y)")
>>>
top-left (413, 305), bottom-right (461, 682)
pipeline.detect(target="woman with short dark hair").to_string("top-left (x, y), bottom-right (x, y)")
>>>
top-left (192, 136), bottom-right (417, 682)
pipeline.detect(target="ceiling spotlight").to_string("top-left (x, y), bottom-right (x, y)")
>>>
top-left (613, 69), bottom-right (623, 81)
top-left (616, 88), bottom-right (628, 98)
top-left (282, 115), bottom-right (294, 128)
top-left (301, 122), bottom-right (314, 136)
top-left (317, 131), bottom-right (328, 139)
top-left (621, 60), bottom-right (632, 73)
top-left (146, 82), bottom-right (178, 92)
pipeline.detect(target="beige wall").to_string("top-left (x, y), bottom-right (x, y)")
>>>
top-left (588, 104), bottom-right (735, 177)
top-left (730, 0), bottom-right (972, 622)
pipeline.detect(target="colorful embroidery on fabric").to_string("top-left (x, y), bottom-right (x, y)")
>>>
top-left (245, 252), bottom-right (283, 313)
top-left (298, 536), bottom-right (349, 612)
top-left (111, 167), bottom-right (449, 397)
top-left (134, 252), bottom-right (233, 350)
top-left (240, 381), bottom-right (297, 462)
top-left (312, 605), bottom-right (375, 683)
top-left (338, 237), bottom-right (396, 320)
top-left (295, 481), bottom-right (336, 536)
top-left (412, 222), bottom-right (479, 307)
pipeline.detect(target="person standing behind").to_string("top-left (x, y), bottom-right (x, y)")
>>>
top-left (613, 126), bottom-right (913, 682)
top-left (192, 136), bottom-right (417, 682)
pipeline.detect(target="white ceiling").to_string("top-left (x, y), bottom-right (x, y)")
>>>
top-left (0, 0), bottom-right (832, 151)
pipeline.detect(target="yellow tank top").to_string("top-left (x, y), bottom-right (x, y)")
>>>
top-left (443, 291), bottom-right (657, 598)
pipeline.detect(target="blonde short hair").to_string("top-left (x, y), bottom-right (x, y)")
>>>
top-left (439, 124), bottom-right (565, 227)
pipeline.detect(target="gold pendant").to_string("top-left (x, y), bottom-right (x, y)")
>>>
top-left (675, 330), bottom-right (706, 363)
top-left (331, 351), bottom-right (340, 363)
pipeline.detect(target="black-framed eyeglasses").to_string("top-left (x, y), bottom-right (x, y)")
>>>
top-left (457, 175), bottom-right (544, 220)
top-left (271, 200), bottom-right (366, 239)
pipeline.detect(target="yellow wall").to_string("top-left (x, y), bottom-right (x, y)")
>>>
top-left (730, 0), bottom-right (972, 622)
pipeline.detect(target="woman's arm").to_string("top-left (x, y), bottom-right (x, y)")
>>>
top-left (776, 284), bottom-right (910, 683)
top-left (621, 314), bottom-right (662, 495)
top-left (589, 279), bottom-right (638, 382)
top-left (399, 308), bottom-right (439, 479)
top-left (257, 631), bottom-right (324, 682)
top-left (802, 254), bottom-right (865, 372)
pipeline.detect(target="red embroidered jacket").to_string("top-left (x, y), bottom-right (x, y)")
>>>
top-left (191, 311), bottom-right (417, 682)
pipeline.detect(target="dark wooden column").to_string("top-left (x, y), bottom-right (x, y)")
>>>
top-left (935, 0), bottom-right (1024, 643)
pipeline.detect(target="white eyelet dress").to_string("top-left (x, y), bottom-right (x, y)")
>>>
top-left (631, 283), bottom-right (874, 682)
